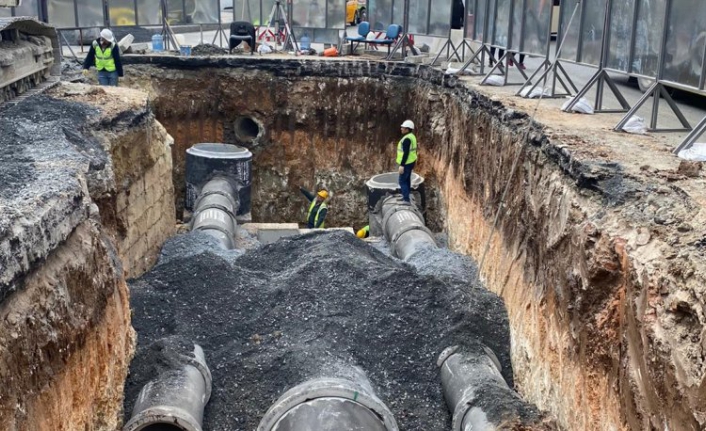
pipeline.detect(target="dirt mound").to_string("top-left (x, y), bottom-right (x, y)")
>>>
top-left (191, 43), bottom-right (229, 56)
top-left (126, 230), bottom-right (512, 430)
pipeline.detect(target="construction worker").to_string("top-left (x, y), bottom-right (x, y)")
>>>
top-left (397, 120), bottom-right (418, 203)
top-left (300, 186), bottom-right (328, 229)
top-left (356, 225), bottom-right (370, 239)
top-left (82, 29), bottom-right (124, 86)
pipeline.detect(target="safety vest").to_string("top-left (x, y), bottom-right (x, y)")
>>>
top-left (93, 41), bottom-right (116, 72)
top-left (396, 133), bottom-right (418, 165)
top-left (307, 200), bottom-right (327, 228)
top-left (357, 225), bottom-right (370, 238)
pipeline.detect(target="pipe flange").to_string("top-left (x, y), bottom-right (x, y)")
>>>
top-left (124, 405), bottom-right (202, 431)
top-left (191, 202), bottom-right (238, 224)
top-left (389, 223), bottom-right (435, 245)
top-left (175, 345), bottom-right (213, 402)
top-left (194, 188), bottom-right (238, 209)
top-left (436, 345), bottom-right (460, 367)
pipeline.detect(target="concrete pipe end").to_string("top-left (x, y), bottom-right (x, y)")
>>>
top-left (366, 172), bottom-right (424, 190)
top-left (186, 143), bottom-right (253, 160)
top-left (258, 378), bottom-right (399, 431)
top-left (234, 116), bottom-right (264, 143)
top-left (123, 406), bottom-right (202, 431)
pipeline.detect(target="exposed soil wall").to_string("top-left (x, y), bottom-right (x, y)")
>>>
top-left (121, 57), bottom-right (706, 430)
top-left (0, 84), bottom-right (175, 430)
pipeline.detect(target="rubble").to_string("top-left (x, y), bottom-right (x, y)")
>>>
top-left (126, 230), bottom-right (519, 430)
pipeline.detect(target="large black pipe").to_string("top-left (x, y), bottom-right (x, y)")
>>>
top-left (258, 366), bottom-right (399, 431)
top-left (380, 195), bottom-right (436, 260)
top-left (438, 345), bottom-right (555, 430)
top-left (124, 344), bottom-right (212, 431)
top-left (366, 172), bottom-right (425, 237)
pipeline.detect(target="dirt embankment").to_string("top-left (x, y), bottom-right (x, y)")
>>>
top-left (0, 84), bottom-right (175, 430)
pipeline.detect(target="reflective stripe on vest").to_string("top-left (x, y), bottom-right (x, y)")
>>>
top-left (396, 133), bottom-right (418, 165)
top-left (93, 41), bottom-right (116, 72)
top-left (307, 200), bottom-right (327, 228)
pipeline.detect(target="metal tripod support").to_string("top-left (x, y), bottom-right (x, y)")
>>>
top-left (673, 115), bottom-right (706, 155)
top-left (480, 50), bottom-right (529, 86)
top-left (614, 82), bottom-right (691, 133)
top-left (430, 37), bottom-right (475, 67)
top-left (160, 0), bottom-right (181, 50)
top-left (516, 59), bottom-right (577, 97)
top-left (387, 0), bottom-right (411, 60)
top-left (562, 0), bottom-right (630, 113)
top-left (261, 0), bottom-right (298, 52)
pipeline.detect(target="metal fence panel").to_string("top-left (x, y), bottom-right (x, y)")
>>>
top-left (367, 0), bottom-right (393, 31)
top-left (291, 0), bottom-right (344, 28)
top-left (464, 0), bottom-right (475, 39)
top-left (407, 0), bottom-right (429, 34)
top-left (558, 0), bottom-right (581, 61)
top-left (77, 0), bottom-right (105, 27)
top-left (520, 0), bottom-right (549, 55)
top-left (136, 0), bottom-right (162, 25)
top-left (492, 0), bottom-right (510, 46)
top-left (0, 8), bottom-right (11, 17)
top-left (486, 0), bottom-right (495, 43)
top-left (606, 0), bottom-right (635, 72)
top-left (578, 0), bottom-right (605, 65)
top-left (662, 0), bottom-right (706, 88)
top-left (292, 26), bottom-right (338, 43)
top-left (509, 0), bottom-right (523, 50)
top-left (232, 0), bottom-right (260, 22)
top-left (392, 0), bottom-right (403, 28)
top-left (108, 0), bottom-right (137, 26)
top-left (631, 0), bottom-right (665, 77)
top-left (189, 0), bottom-right (221, 23)
top-left (48, 0), bottom-right (76, 27)
top-left (428, 0), bottom-right (452, 36)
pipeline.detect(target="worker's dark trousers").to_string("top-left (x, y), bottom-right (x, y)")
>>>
top-left (399, 162), bottom-right (415, 202)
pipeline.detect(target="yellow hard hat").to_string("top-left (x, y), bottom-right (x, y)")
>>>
top-left (356, 228), bottom-right (366, 238)
top-left (317, 190), bottom-right (329, 199)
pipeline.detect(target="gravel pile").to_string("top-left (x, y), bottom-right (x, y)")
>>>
top-left (191, 43), bottom-right (229, 56)
top-left (126, 230), bottom-right (512, 430)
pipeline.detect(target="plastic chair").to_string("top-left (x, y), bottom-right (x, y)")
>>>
top-left (345, 21), bottom-right (370, 55)
top-left (230, 21), bottom-right (256, 55)
top-left (366, 24), bottom-right (400, 55)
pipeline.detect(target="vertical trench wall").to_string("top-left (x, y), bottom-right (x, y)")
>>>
top-left (122, 57), bottom-right (705, 431)
top-left (0, 84), bottom-right (175, 430)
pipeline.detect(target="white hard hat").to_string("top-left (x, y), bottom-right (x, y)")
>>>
top-left (100, 29), bottom-right (115, 43)
top-left (401, 120), bottom-right (415, 129)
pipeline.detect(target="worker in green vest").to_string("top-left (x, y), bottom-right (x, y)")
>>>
top-left (82, 29), bottom-right (124, 86)
top-left (356, 225), bottom-right (370, 239)
top-left (397, 120), bottom-right (418, 203)
top-left (300, 186), bottom-right (329, 228)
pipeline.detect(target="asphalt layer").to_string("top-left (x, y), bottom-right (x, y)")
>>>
top-left (126, 230), bottom-right (512, 430)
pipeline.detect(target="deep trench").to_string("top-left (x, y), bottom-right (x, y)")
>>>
top-left (119, 61), bottom-right (551, 430)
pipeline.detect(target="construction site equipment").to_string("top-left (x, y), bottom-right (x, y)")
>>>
top-left (0, 17), bottom-right (60, 103)
top-left (260, 0), bottom-right (298, 52)
top-left (191, 177), bottom-right (240, 249)
top-left (185, 143), bottom-right (253, 222)
top-left (258, 366), bottom-right (399, 431)
top-left (124, 344), bottom-right (212, 431)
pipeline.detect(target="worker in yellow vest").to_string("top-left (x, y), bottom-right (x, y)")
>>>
top-left (356, 225), bottom-right (370, 239)
top-left (300, 186), bottom-right (329, 228)
top-left (82, 29), bottom-right (124, 86)
top-left (397, 120), bottom-right (418, 203)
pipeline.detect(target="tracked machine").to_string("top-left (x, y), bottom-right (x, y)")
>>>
top-left (0, 16), bottom-right (60, 103)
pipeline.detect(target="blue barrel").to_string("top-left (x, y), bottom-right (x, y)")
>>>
top-left (300, 34), bottom-right (311, 51)
top-left (151, 34), bottom-right (164, 52)
top-left (180, 45), bottom-right (192, 56)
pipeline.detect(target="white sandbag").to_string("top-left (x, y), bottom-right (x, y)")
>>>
top-left (519, 86), bottom-right (551, 98)
top-left (446, 66), bottom-right (474, 75)
top-left (622, 116), bottom-right (647, 134)
top-left (677, 142), bottom-right (706, 161)
top-left (483, 75), bottom-right (505, 86)
top-left (258, 43), bottom-right (273, 54)
top-left (561, 97), bottom-right (594, 114)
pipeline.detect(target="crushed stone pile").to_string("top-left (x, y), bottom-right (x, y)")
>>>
top-left (126, 230), bottom-right (512, 430)
top-left (191, 43), bottom-right (229, 56)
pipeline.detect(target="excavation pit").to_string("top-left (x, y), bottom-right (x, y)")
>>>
top-left (1, 55), bottom-right (705, 431)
